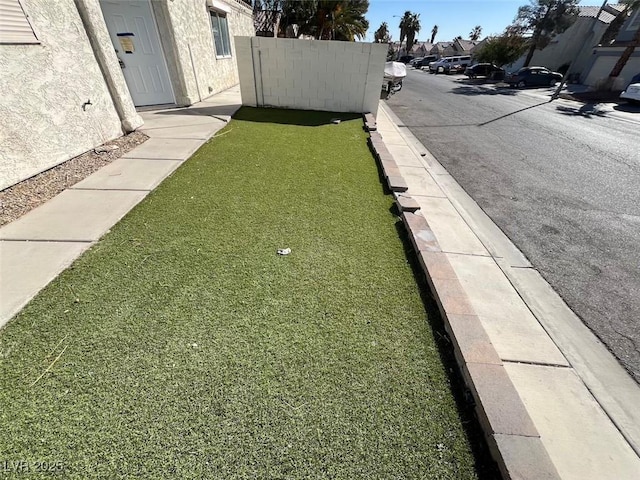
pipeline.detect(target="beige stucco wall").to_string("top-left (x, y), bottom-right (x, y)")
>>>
top-left (153, 0), bottom-right (254, 106)
top-left (236, 38), bottom-right (387, 115)
top-left (584, 53), bottom-right (640, 89)
top-left (0, 0), bottom-right (123, 191)
top-left (528, 17), bottom-right (597, 71)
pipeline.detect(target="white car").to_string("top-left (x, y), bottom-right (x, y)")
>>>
top-left (620, 82), bottom-right (640, 105)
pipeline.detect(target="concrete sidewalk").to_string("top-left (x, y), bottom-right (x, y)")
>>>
top-left (371, 102), bottom-right (640, 479)
top-left (0, 86), bottom-right (241, 328)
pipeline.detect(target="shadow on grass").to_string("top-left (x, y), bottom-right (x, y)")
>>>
top-left (391, 215), bottom-right (501, 480)
top-left (233, 107), bottom-right (362, 126)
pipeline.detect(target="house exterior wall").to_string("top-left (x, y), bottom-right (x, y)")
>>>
top-left (582, 8), bottom-right (640, 88)
top-left (526, 16), bottom-right (598, 71)
top-left (235, 37), bottom-right (387, 115)
top-left (583, 49), bottom-right (640, 88)
top-left (0, 0), bottom-right (123, 191)
top-left (617, 8), bottom-right (640, 42)
top-left (152, 0), bottom-right (254, 106)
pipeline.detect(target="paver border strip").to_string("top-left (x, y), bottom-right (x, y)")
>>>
top-left (364, 117), bottom-right (561, 480)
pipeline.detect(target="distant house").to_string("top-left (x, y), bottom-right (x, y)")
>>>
top-left (430, 39), bottom-right (477, 58)
top-left (470, 38), bottom-right (490, 59)
top-left (453, 38), bottom-right (478, 55)
top-left (0, 0), bottom-right (254, 191)
top-left (582, 6), bottom-right (640, 88)
top-left (508, 4), bottom-right (627, 80)
top-left (430, 41), bottom-right (456, 57)
top-left (410, 42), bottom-right (433, 57)
top-left (392, 40), bottom-right (432, 59)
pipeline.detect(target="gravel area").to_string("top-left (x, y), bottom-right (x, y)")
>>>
top-left (0, 131), bottom-right (148, 227)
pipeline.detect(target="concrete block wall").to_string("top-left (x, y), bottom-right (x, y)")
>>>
top-left (236, 37), bottom-right (387, 115)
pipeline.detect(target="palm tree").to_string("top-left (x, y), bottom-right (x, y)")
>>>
top-left (469, 25), bottom-right (482, 41)
top-left (398, 10), bottom-right (410, 47)
top-left (399, 12), bottom-right (421, 54)
top-left (431, 24), bottom-right (438, 43)
top-left (316, 0), bottom-right (369, 40)
top-left (374, 21), bottom-right (391, 43)
top-left (608, 1), bottom-right (640, 81)
top-left (281, 0), bottom-right (369, 41)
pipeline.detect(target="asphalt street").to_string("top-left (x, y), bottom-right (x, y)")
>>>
top-left (386, 69), bottom-right (640, 383)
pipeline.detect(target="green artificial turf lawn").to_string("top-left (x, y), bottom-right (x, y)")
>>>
top-left (0, 108), bottom-right (480, 479)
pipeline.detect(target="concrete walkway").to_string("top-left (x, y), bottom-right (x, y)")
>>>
top-left (0, 86), bottom-right (241, 328)
top-left (373, 102), bottom-right (640, 479)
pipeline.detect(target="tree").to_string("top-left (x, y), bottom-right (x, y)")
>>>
top-left (515, 0), bottom-right (579, 67)
top-left (253, 0), bottom-right (284, 37)
top-left (374, 21), bottom-right (391, 43)
top-left (475, 28), bottom-right (528, 67)
top-left (608, 1), bottom-right (640, 80)
top-left (399, 11), bottom-right (421, 53)
top-left (398, 11), bottom-right (410, 47)
top-left (281, 0), bottom-right (369, 41)
top-left (469, 25), bottom-right (482, 41)
top-left (431, 24), bottom-right (438, 43)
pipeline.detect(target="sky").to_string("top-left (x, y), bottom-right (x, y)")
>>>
top-left (363, 0), bottom-right (527, 43)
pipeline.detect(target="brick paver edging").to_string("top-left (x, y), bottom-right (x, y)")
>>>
top-left (363, 119), bottom-right (561, 480)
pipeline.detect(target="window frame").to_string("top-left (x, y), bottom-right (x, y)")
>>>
top-left (210, 10), bottom-right (232, 59)
top-left (0, 0), bottom-right (40, 45)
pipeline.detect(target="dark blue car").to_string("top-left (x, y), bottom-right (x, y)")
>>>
top-left (506, 67), bottom-right (563, 88)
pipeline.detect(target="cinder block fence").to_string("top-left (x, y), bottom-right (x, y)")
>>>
top-left (235, 37), bottom-right (387, 115)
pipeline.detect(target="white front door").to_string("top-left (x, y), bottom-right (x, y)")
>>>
top-left (100, 0), bottom-right (174, 106)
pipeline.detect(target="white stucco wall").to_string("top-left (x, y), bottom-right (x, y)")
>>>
top-left (528, 17), bottom-right (593, 70)
top-left (0, 0), bottom-right (123, 191)
top-left (584, 53), bottom-right (640, 89)
top-left (155, 0), bottom-right (254, 105)
top-left (236, 38), bottom-right (387, 115)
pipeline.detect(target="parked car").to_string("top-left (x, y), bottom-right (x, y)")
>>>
top-left (620, 73), bottom-right (640, 105)
top-left (415, 55), bottom-right (438, 69)
top-left (429, 56), bottom-right (472, 74)
top-left (398, 55), bottom-right (414, 64)
top-left (409, 57), bottom-right (424, 67)
top-left (465, 63), bottom-right (504, 79)
top-left (506, 67), bottom-right (562, 88)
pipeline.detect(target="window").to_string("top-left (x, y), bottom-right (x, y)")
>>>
top-left (0, 0), bottom-right (39, 44)
top-left (210, 11), bottom-right (231, 57)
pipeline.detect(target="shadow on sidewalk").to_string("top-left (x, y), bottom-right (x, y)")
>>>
top-left (154, 104), bottom-right (241, 118)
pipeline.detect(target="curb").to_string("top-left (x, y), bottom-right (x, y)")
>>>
top-left (363, 117), bottom-right (561, 480)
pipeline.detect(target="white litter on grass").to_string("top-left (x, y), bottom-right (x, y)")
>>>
top-left (330, 118), bottom-right (341, 124)
top-left (277, 248), bottom-right (291, 255)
